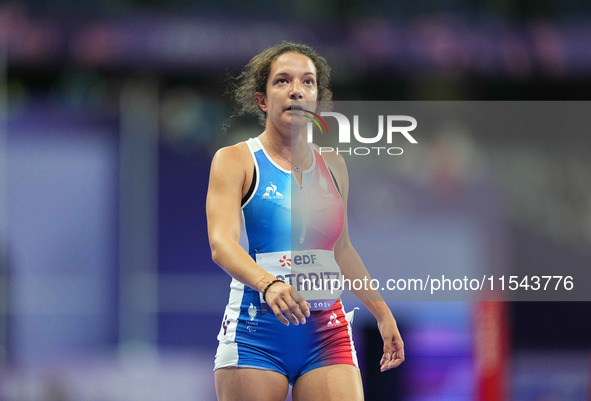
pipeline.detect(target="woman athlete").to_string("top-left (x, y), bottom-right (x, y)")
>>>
top-left (206, 42), bottom-right (404, 401)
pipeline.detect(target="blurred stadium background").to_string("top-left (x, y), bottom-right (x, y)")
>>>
top-left (1, 0), bottom-right (591, 400)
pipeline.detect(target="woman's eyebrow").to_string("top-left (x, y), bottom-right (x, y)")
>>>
top-left (273, 72), bottom-right (316, 78)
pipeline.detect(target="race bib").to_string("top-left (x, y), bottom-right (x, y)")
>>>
top-left (256, 250), bottom-right (343, 311)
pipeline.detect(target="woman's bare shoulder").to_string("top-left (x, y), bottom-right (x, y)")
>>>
top-left (214, 141), bottom-right (250, 160)
top-left (212, 141), bottom-right (253, 169)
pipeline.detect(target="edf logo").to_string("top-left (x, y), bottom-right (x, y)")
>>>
top-left (293, 254), bottom-right (317, 265)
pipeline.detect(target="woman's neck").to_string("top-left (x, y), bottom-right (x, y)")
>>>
top-left (261, 128), bottom-right (312, 172)
top-left (263, 123), bottom-right (309, 152)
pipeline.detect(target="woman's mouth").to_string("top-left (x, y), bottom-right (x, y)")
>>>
top-left (285, 105), bottom-right (305, 112)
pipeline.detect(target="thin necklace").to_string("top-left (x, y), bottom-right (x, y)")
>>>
top-left (263, 133), bottom-right (310, 172)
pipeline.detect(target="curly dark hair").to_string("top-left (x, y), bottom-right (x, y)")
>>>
top-left (229, 41), bottom-right (332, 126)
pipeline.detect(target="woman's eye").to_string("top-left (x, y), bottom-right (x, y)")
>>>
top-left (276, 79), bottom-right (288, 84)
top-left (305, 79), bottom-right (315, 85)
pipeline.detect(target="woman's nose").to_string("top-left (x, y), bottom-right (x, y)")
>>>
top-left (289, 81), bottom-right (303, 99)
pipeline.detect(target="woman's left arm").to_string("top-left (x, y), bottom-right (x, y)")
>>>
top-left (325, 151), bottom-right (405, 372)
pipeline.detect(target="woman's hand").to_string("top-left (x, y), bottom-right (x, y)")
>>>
top-left (264, 282), bottom-right (310, 326)
top-left (378, 314), bottom-right (405, 372)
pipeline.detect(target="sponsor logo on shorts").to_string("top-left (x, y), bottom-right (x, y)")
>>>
top-left (327, 311), bottom-right (342, 327)
top-left (262, 182), bottom-right (283, 199)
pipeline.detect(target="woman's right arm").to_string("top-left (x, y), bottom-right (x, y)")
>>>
top-left (206, 144), bottom-right (263, 285)
top-left (206, 144), bottom-right (309, 325)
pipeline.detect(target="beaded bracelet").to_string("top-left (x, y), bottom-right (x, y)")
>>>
top-left (262, 279), bottom-right (285, 302)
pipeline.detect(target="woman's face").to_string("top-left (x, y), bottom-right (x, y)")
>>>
top-left (255, 52), bottom-right (318, 133)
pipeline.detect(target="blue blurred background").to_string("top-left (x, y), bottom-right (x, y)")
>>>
top-left (1, 1), bottom-right (591, 400)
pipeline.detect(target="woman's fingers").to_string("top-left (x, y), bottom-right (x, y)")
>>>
top-left (380, 351), bottom-right (404, 371)
top-left (267, 283), bottom-right (309, 325)
top-left (284, 297), bottom-right (306, 324)
top-left (291, 288), bottom-right (311, 318)
top-left (271, 299), bottom-right (292, 326)
top-left (378, 318), bottom-right (405, 372)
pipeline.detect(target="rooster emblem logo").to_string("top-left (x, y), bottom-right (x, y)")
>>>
top-left (262, 182), bottom-right (283, 199)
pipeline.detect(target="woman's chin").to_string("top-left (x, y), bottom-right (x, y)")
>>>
top-left (287, 115), bottom-right (309, 132)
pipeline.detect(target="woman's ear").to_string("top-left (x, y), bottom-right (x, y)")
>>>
top-left (254, 92), bottom-right (267, 112)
